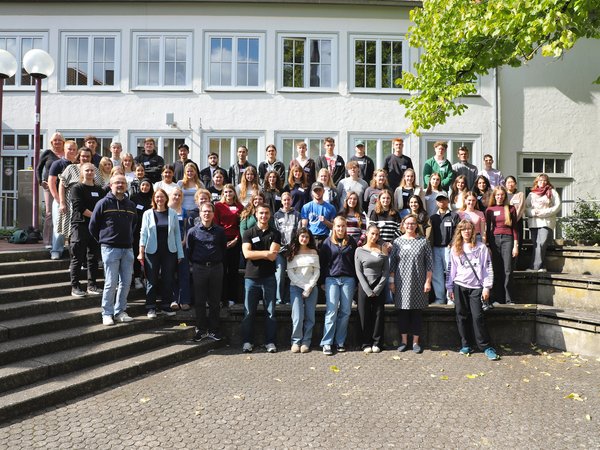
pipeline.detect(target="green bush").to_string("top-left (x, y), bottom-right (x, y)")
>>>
top-left (562, 201), bottom-right (600, 245)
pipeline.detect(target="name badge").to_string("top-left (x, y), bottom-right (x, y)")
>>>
top-left (240, 168), bottom-right (246, 173)
top-left (304, 167), bottom-right (311, 172)
top-left (275, 195), bottom-right (281, 201)
top-left (229, 206), bottom-right (237, 212)
top-left (212, 193), bottom-right (220, 200)
top-left (513, 200), bottom-right (520, 204)
top-left (494, 210), bottom-right (501, 216)
top-left (143, 161), bottom-right (150, 166)
top-left (136, 204), bottom-right (144, 210)
top-left (251, 236), bottom-right (260, 243)
top-left (336, 162), bottom-right (342, 166)
top-left (371, 251), bottom-right (380, 257)
top-left (402, 192), bottom-right (409, 196)
top-left (298, 188), bottom-right (305, 192)
top-left (401, 165), bottom-right (407, 170)
top-left (91, 192), bottom-right (99, 197)
top-left (357, 161), bottom-right (365, 165)
top-left (402, 244), bottom-right (411, 250)
top-left (278, 218), bottom-right (285, 223)
top-left (444, 221), bottom-right (452, 227)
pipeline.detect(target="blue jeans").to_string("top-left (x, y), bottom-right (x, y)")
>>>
top-left (290, 284), bottom-right (318, 346)
top-left (320, 276), bottom-right (356, 347)
top-left (173, 255), bottom-right (191, 305)
top-left (241, 276), bottom-right (277, 345)
top-left (51, 199), bottom-right (64, 255)
top-left (100, 245), bottom-right (134, 317)
top-left (530, 227), bottom-right (552, 270)
top-left (275, 253), bottom-right (290, 304)
top-left (432, 246), bottom-right (450, 304)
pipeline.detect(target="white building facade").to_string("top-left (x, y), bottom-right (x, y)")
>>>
top-left (0, 0), bottom-right (597, 228)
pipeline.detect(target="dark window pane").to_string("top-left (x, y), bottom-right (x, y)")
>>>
top-left (555, 159), bottom-right (565, 174)
top-left (544, 158), bottom-right (555, 173)
top-left (533, 158), bottom-right (543, 173)
top-left (523, 158), bottom-right (532, 173)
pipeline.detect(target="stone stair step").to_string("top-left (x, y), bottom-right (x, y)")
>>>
top-left (0, 304), bottom-right (152, 342)
top-left (0, 325), bottom-right (195, 394)
top-left (0, 339), bottom-right (223, 422)
top-left (0, 314), bottom-right (164, 365)
top-left (0, 249), bottom-right (53, 264)
top-left (0, 282), bottom-right (76, 303)
top-left (0, 258), bottom-right (70, 275)
top-left (0, 269), bottom-right (72, 289)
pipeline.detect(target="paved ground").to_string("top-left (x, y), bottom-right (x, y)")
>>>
top-left (1, 343), bottom-right (599, 449)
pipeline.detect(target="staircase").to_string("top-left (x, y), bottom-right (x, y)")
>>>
top-left (0, 249), bottom-right (222, 423)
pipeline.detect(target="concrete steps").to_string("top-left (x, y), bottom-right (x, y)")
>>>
top-left (0, 251), bottom-right (223, 423)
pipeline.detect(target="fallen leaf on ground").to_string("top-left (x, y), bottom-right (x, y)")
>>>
top-left (522, 378), bottom-right (530, 383)
top-left (233, 394), bottom-right (245, 400)
top-left (330, 365), bottom-right (340, 373)
top-left (585, 414), bottom-right (592, 421)
top-left (139, 397), bottom-right (150, 404)
top-left (392, 355), bottom-right (401, 360)
top-left (441, 352), bottom-right (448, 357)
top-left (354, 366), bottom-right (361, 369)
top-left (439, 375), bottom-right (449, 381)
top-left (539, 371), bottom-right (551, 376)
top-left (466, 374), bottom-right (479, 379)
top-left (564, 393), bottom-right (584, 401)
top-left (195, 411), bottom-right (202, 416)
top-left (273, 378), bottom-right (282, 382)
top-left (179, 322), bottom-right (187, 327)
top-left (309, 367), bottom-right (316, 370)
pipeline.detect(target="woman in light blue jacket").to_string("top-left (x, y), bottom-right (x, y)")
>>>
top-left (138, 188), bottom-right (184, 318)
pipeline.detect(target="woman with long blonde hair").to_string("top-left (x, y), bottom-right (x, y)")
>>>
top-left (236, 165), bottom-right (260, 207)
top-left (177, 162), bottom-right (205, 211)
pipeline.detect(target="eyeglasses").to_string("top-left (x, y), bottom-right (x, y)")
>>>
top-left (404, 222), bottom-right (417, 227)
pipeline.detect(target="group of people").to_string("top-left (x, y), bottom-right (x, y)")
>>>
top-left (37, 134), bottom-right (562, 359)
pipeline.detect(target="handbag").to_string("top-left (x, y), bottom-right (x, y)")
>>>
top-left (461, 251), bottom-right (493, 311)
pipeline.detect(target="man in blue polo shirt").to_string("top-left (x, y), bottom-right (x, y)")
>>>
top-left (301, 182), bottom-right (336, 249)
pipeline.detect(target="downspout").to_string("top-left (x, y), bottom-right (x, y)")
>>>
top-left (492, 67), bottom-right (499, 162)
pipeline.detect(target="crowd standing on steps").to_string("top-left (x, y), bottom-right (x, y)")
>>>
top-left (36, 136), bottom-right (561, 361)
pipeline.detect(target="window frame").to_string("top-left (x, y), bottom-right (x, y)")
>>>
top-left (349, 34), bottom-right (409, 93)
top-left (278, 32), bottom-right (338, 92)
top-left (59, 31), bottom-right (120, 91)
top-left (60, 131), bottom-right (119, 159)
top-left (203, 132), bottom-right (265, 170)
top-left (204, 31), bottom-right (265, 91)
top-left (128, 132), bottom-right (192, 166)
top-left (419, 134), bottom-right (482, 168)
top-left (347, 133), bottom-right (411, 170)
top-left (131, 31), bottom-right (193, 91)
top-left (275, 132), bottom-right (339, 167)
top-left (0, 31), bottom-right (48, 91)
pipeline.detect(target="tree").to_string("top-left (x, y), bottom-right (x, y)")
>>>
top-left (399, 0), bottom-right (600, 134)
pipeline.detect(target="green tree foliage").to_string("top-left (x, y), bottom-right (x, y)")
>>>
top-left (399, 0), bottom-right (600, 134)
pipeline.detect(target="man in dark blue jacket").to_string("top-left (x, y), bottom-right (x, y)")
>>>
top-left (89, 174), bottom-right (138, 326)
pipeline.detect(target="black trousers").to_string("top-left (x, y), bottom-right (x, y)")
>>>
top-left (69, 222), bottom-right (99, 288)
top-left (193, 262), bottom-right (224, 333)
top-left (357, 285), bottom-right (385, 347)
top-left (454, 284), bottom-right (491, 350)
top-left (397, 309), bottom-right (423, 336)
top-left (489, 234), bottom-right (515, 303)
top-left (222, 241), bottom-right (240, 303)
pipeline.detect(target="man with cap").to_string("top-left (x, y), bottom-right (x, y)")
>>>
top-left (348, 141), bottom-right (375, 184)
top-left (301, 182), bottom-right (337, 249)
top-left (429, 192), bottom-right (460, 305)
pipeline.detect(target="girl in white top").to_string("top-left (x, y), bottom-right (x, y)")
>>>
top-left (177, 163), bottom-right (205, 210)
top-left (154, 164), bottom-right (178, 197)
top-left (121, 152), bottom-right (136, 184)
top-left (450, 175), bottom-right (469, 212)
top-left (525, 173), bottom-right (561, 271)
top-left (287, 227), bottom-right (320, 353)
top-left (394, 168), bottom-right (425, 215)
top-left (424, 172), bottom-right (446, 217)
top-left (235, 165), bottom-right (260, 207)
top-left (98, 157), bottom-right (113, 188)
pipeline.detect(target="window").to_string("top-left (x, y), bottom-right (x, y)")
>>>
top-left (277, 134), bottom-right (337, 168)
top-left (61, 32), bottom-right (119, 90)
top-left (206, 33), bottom-right (264, 90)
top-left (131, 134), bottom-right (190, 165)
top-left (520, 154), bottom-right (570, 177)
top-left (421, 135), bottom-right (481, 167)
top-left (349, 135), bottom-right (410, 169)
top-left (132, 32), bottom-right (192, 89)
top-left (280, 34), bottom-right (337, 90)
top-left (0, 32), bottom-right (47, 89)
top-left (62, 133), bottom-right (117, 158)
top-left (206, 134), bottom-right (262, 170)
top-left (351, 36), bottom-right (407, 91)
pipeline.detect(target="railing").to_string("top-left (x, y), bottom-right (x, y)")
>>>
top-left (524, 199), bottom-right (600, 240)
top-left (0, 194), bottom-right (18, 229)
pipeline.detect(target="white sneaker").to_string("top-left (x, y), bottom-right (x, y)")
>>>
top-left (147, 309), bottom-right (157, 319)
top-left (266, 343), bottom-right (277, 353)
top-left (242, 342), bottom-right (253, 353)
top-left (228, 300), bottom-right (235, 308)
top-left (134, 278), bottom-right (144, 289)
top-left (102, 315), bottom-right (114, 326)
top-left (115, 312), bottom-right (133, 323)
top-left (447, 299), bottom-right (455, 306)
top-left (363, 346), bottom-right (373, 354)
top-left (371, 345), bottom-right (381, 353)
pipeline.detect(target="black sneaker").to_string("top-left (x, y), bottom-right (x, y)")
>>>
top-left (482, 301), bottom-right (493, 312)
top-left (71, 287), bottom-right (87, 297)
top-left (193, 329), bottom-right (206, 342)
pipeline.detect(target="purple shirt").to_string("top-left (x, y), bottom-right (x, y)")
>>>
top-left (446, 242), bottom-right (493, 291)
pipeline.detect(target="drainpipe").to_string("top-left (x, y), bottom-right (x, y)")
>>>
top-left (492, 67), bottom-right (499, 161)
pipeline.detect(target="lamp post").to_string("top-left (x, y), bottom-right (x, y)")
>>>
top-left (23, 49), bottom-right (54, 230)
top-left (0, 49), bottom-right (18, 156)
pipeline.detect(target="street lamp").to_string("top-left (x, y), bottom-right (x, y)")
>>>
top-left (0, 49), bottom-right (18, 157)
top-left (23, 49), bottom-right (54, 230)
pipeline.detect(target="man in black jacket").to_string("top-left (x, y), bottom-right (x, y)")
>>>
top-left (173, 143), bottom-right (199, 182)
top-left (315, 137), bottom-right (345, 186)
top-left (134, 138), bottom-right (164, 184)
top-left (89, 174), bottom-right (138, 326)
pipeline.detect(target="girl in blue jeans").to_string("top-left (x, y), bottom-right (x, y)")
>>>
top-left (319, 216), bottom-right (357, 356)
top-left (287, 228), bottom-right (320, 353)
